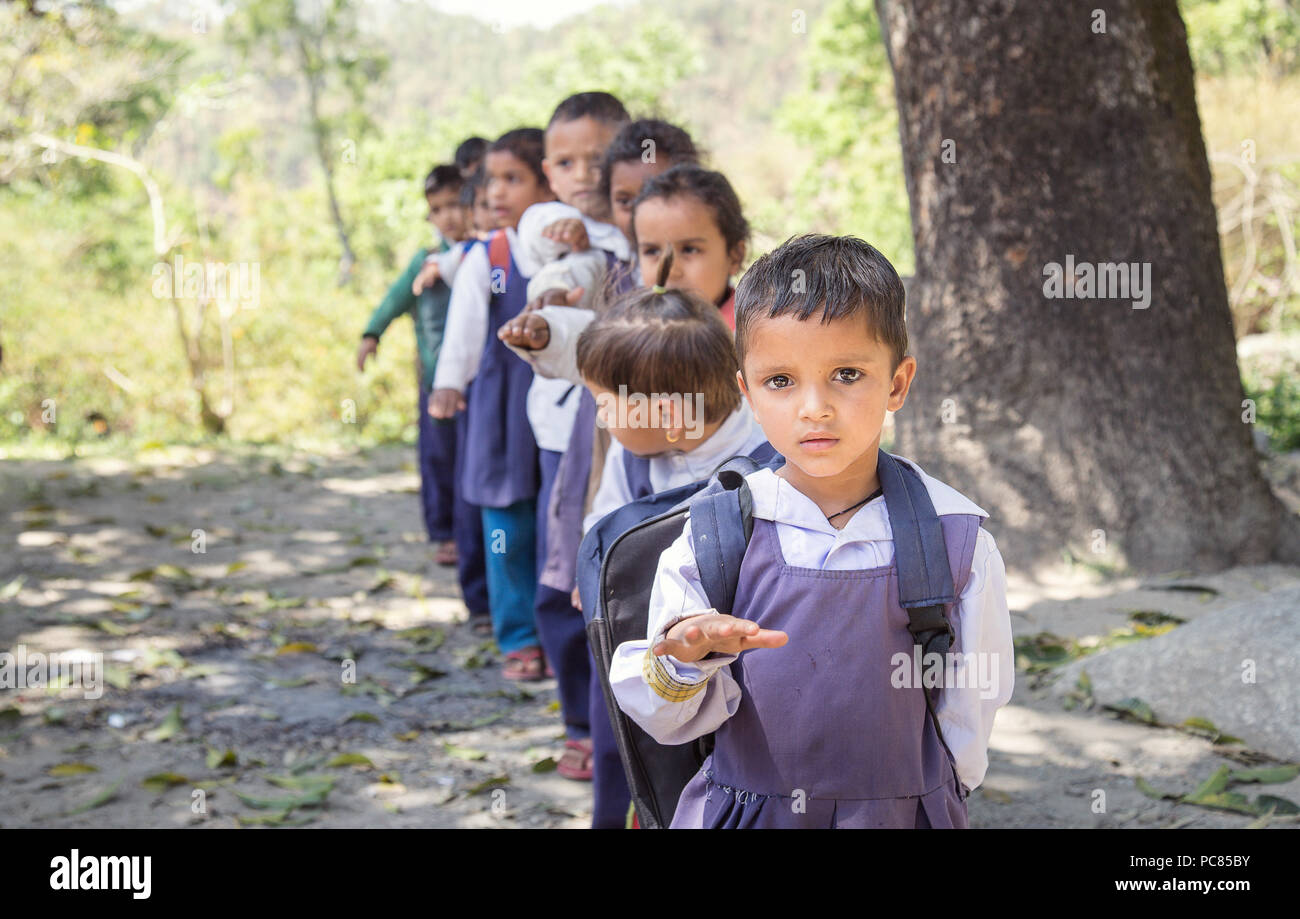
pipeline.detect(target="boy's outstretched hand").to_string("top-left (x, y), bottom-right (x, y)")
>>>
top-left (411, 261), bottom-right (441, 295)
top-left (356, 335), bottom-right (378, 372)
top-left (542, 218), bottom-right (589, 251)
top-left (498, 312), bottom-right (551, 350)
top-left (654, 613), bottom-right (787, 664)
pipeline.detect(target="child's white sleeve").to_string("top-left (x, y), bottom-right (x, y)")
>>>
top-left (581, 440), bottom-right (634, 537)
top-left (607, 514), bottom-right (743, 746)
top-left (935, 526), bottom-right (1014, 793)
top-left (429, 244), bottom-right (466, 284)
top-left (501, 306), bottom-right (595, 385)
top-left (431, 244), bottom-right (489, 393)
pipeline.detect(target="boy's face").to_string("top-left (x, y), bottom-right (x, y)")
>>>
top-left (609, 157), bottom-right (670, 241)
top-left (484, 150), bottom-right (554, 230)
top-left (544, 116), bottom-right (619, 219)
top-left (737, 312), bottom-right (916, 485)
top-left (634, 194), bottom-right (743, 307)
top-left (426, 188), bottom-right (470, 242)
top-left (472, 187), bottom-right (497, 234)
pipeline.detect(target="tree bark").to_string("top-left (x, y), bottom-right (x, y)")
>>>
top-left (877, 0), bottom-right (1300, 574)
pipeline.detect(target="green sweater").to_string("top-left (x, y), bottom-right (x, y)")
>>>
top-left (363, 241), bottom-right (454, 390)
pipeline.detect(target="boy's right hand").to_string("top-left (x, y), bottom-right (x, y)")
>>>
top-left (357, 336), bottom-right (378, 372)
top-left (428, 388), bottom-right (465, 419)
top-left (653, 613), bottom-right (788, 664)
top-left (497, 313), bottom-right (550, 350)
top-left (411, 261), bottom-right (442, 295)
top-left (523, 286), bottom-right (584, 314)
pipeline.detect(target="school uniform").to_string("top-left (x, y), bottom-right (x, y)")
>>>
top-left (583, 400), bottom-right (769, 828)
top-left (434, 229), bottom-right (541, 653)
top-left (363, 242), bottom-right (487, 618)
top-left (608, 458), bottom-right (1015, 828)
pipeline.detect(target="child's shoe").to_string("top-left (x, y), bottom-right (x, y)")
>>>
top-left (557, 738), bottom-right (594, 781)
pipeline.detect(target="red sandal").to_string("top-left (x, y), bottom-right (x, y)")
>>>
top-left (557, 738), bottom-right (594, 781)
top-left (502, 646), bottom-right (545, 682)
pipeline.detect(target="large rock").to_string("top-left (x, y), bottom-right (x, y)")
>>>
top-left (1050, 586), bottom-right (1300, 760)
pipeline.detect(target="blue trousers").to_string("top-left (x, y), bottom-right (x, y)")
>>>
top-left (481, 500), bottom-right (539, 654)
top-left (534, 449), bottom-right (592, 741)
top-left (590, 660), bottom-right (632, 828)
top-left (451, 405), bottom-right (490, 618)
top-left (417, 383), bottom-right (456, 542)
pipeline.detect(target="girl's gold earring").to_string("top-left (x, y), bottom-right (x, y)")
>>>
top-left (666, 429), bottom-right (681, 444)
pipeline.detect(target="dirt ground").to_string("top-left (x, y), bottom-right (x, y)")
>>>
top-left (1, 443), bottom-right (1297, 829)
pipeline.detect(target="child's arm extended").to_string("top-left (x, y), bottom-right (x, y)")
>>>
top-left (358, 249), bottom-right (425, 370)
top-left (498, 304), bottom-right (594, 385)
top-left (607, 516), bottom-right (786, 746)
top-left (429, 243), bottom-right (490, 417)
top-left (935, 527), bottom-right (1015, 795)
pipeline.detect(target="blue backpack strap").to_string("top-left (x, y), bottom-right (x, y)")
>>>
top-left (688, 454), bottom-right (764, 614)
top-left (877, 450), bottom-right (956, 657)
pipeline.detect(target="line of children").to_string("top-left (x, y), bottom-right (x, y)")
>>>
top-left (365, 98), bottom-right (1011, 830)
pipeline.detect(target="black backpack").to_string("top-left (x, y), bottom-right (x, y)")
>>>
top-left (578, 447), bottom-right (963, 828)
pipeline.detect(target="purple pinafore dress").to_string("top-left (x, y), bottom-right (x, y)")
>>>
top-left (460, 232), bottom-right (539, 509)
top-left (670, 510), bottom-right (981, 829)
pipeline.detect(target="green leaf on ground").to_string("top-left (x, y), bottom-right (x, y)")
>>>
top-left (1103, 697), bottom-right (1157, 724)
top-left (1135, 776), bottom-right (1179, 800)
top-left (326, 753), bottom-right (374, 769)
top-left (465, 775), bottom-right (510, 796)
top-left (344, 711), bottom-right (379, 724)
top-left (1182, 765), bottom-right (1232, 803)
top-left (144, 704), bottom-right (183, 742)
top-left (444, 744), bottom-right (487, 761)
top-left (141, 772), bottom-right (189, 792)
top-left (1227, 764), bottom-right (1300, 784)
top-left (63, 779), bottom-right (122, 816)
top-left (1254, 794), bottom-right (1300, 815)
top-left (532, 757), bottom-right (558, 773)
top-left (206, 747), bottom-right (238, 769)
top-left (48, 762), bottom-right (99, 777)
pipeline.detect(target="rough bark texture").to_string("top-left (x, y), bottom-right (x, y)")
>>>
top-left (877, 0), bottom-right (1300, 575)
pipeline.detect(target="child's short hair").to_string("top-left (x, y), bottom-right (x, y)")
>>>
top-left (631, 164), bottom-right (749, 254)
top-left (548, 91), bottom-right (630, 129)
top-left (577, 252), bottom-right (741, 425)
top-left (424, 164), bottom-right (463, 197)
top-left (598, 118), bottom-right (701, 207)
top-left (459, 165), bottom-right (484, 208)
top-left (489, 128), bottom-right (549, 188)
top-left (734, 234), bottom-right (908, 375)
top-left (454, 136), bottom-right (487, 172)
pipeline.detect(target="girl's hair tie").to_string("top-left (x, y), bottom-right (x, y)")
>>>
top-left (651, 284), bottom-right (667, 294)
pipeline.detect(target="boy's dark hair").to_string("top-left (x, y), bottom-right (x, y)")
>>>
top-left (489, 127), bottom-right (550, 188)
top-left (733, 234), bottom-right (908, 376)
top-left (631, 164), bottom-right (749, 255)
top-left (548, 91), bottom-right (630, 129)
top-left (459, 164), bottom-right (484, 208)
top-left (454, 136), bottom-right (487, 172)
top-left (577, 250), bottom-right (741, 425)
top-left (424, 164), bottom-right (464, 197)
top-left (599, 118), bottom-right (701, 206)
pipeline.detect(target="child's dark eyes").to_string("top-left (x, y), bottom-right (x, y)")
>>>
top-left (764, 375), bottom-right (791, 390)
top-left (835, 368), bottom-right (863, 383)
top-left (764, 369), bottom-right (862, 390)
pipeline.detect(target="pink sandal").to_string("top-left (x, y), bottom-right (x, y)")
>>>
top-left (502, 646), bottom-right (546, 682)
top-left (557, 738), bottom-right (594, 781)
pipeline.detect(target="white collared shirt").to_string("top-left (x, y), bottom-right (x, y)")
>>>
top-left (432, 227), bottom-right (521, 394)
top-left (607, 456), bottom-right (1014, 794)
top-left (580, 401), bottom-right (768, 536)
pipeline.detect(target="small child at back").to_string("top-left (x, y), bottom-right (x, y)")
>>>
top-left (609, 234), bottom-right (1015, 829)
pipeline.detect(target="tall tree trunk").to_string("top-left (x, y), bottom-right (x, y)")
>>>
top-left (876, 0), bottom-right (1300, 574)
top-left (296, 32), bottom-right (356, 286)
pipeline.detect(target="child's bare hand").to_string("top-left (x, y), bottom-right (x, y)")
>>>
top-left (543, 218), bottom-right (589, 251)
top-left (570, 586), bottom-right (582, 612)
top-left (411, 261), bottom-right (442, 295)
top-left (498, 313), bottom-right (550, 350)
top-left (523, 286), bottom-right (584, 314)
top-left (653, 613), bottom-right (788, 664)
top-left (428, 388), bottom-right (465, 419)
top-left (356, 336), bottom-right (378, 372)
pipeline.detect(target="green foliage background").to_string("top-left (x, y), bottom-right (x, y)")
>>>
top-left (2, 0), bottom-right (1298, 455)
